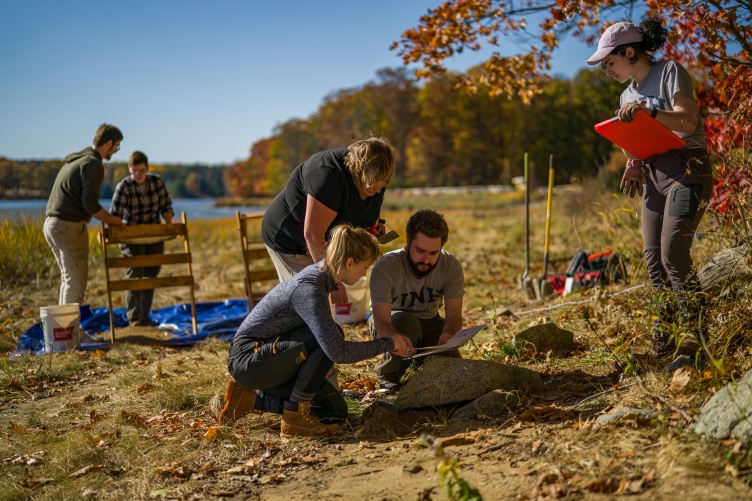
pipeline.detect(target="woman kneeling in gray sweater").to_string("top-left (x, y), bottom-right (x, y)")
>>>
top-left (219, 225), bottom-right (414, 436)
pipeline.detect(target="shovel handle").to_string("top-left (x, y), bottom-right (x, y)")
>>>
top-left (542, 155), bottom-right (554, 278)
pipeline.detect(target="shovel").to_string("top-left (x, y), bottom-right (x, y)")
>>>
top-left (517, 153), bottom-right (536, 299)
top-left (533, 155), bottom-right (556, 300)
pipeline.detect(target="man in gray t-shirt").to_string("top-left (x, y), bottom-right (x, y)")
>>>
top-left (369, 209), bottom-right (464, 391)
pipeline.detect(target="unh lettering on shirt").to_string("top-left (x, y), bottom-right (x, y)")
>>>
top-left (392, 286), bottom-right (444, 310)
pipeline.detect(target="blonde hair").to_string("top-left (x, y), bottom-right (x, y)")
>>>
top-left (325, 225), bottom-right (381, 275)
top-left (344, 136), bottom-right (395, 191)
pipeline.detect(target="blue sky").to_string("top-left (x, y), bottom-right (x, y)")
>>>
top-left (0, 1), bottom-right (595, 165)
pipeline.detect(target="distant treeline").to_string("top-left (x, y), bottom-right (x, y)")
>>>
top-left (0, 158), bottom-right (226, 199)
top-left (1, 66), bottom-right (624, 200)
top-left (224, 66), bottom-right (625, 196)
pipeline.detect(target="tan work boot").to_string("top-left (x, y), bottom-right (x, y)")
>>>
top-left (280, 400), bottom-right (341, 437)
top-left (218, 378), bottom-right (259, 424)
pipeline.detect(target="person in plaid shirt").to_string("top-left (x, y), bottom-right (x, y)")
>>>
top-left (110, 151), bottom-right (174, 327)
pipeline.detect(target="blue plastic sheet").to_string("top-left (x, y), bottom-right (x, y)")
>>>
top-left (15, 300), bottom-right (250, 356)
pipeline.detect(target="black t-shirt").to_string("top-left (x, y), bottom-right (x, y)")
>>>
top-left (261, 148), bottom-right (385, 255)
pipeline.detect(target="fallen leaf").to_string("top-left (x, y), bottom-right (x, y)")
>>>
top-left (225, 464), bottom-right (257, 475)
top-left (203, 427), bottom-right (220, 441)
top-left (583, 478), bottom-right (620, 493)
top-left (258, 473), bottom-right (287, 484)
top-left (669, 367), bottom-right (693, 394)
top-left (137, 383), bottom-right (154, 393)
top-left (519, 405), bottom-right (577, 422)
top-left (69, 463), bottom-right (106, 478)
top-left (9, 422), bottom-right (27, 435)
top-left (21, 476), bottom-right (55, 487)
top-left (121, 410), bottom-right (149, 428)
top-left (154, 461), bottom-right (191, 479)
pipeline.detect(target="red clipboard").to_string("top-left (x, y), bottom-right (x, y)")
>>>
top-left (594, 109), bottom-right (686, 160)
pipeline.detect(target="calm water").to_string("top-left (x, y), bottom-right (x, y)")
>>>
top-left (0, 199), bottom-right (266, 224)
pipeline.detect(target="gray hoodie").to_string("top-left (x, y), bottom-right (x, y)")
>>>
top-left (45, 147), bottom-right (105, 222)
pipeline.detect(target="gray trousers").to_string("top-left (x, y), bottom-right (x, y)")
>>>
top-left (120, 241), bottom-right (164, 323)
top-left (642, 148), bottom-right (713, 291)
top-left (369, 311), bottom-right (460, 376)
top-left (227, 327), bottom-right (347, 420)
top-left (43, 217), bottom-right (89, 305)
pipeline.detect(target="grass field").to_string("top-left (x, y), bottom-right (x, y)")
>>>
top-left (1, 185), bottom-right (751, 500)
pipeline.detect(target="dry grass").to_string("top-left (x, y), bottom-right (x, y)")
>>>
top-left (1, 187), bottom-right (751, 499)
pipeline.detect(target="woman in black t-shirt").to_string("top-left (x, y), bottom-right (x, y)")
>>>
top-left (261, 136), bottom-right (395, 305)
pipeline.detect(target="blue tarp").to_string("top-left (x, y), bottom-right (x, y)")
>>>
top-left (15, 300), bottom-right (250, 356)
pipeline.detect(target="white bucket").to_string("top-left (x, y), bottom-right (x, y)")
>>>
top-left (332, 276), bottom-right (371, 325)
top-left (39, 303), bottom-right (81, 353)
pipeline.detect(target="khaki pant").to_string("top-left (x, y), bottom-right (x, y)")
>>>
top-left (265, 244), bottom-right (314, 281)
top-left (43, 217), bottom-right (89, 305)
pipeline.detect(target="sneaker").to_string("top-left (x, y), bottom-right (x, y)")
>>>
top-left (218, 378), bottom-right (260, 424)
top-left (377, 372), bottom-right (403, 394)
top-left (280, 400), bottom-right (341, 437)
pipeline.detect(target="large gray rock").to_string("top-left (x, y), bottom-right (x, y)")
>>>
top-left (698, 245), bottom-right (751, 296)
top-left (693, 369), bottom-right (752, 442)
top-left (512, 323), bottom-right (574, 354)
top-left (592, 407), bottom-right (659, 431)
top-left (450, 390), bottom-right (520, 420)
top-left (394, 357), bottom-right (542, 411)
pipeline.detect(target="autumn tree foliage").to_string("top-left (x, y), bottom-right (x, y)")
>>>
top-left (224, 138), bottom-right (274, 197)
top-left (392, 0), bottom-right (752, 226)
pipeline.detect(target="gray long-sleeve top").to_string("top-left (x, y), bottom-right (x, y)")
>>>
top-left (233, 262), bottom-right (394, 364)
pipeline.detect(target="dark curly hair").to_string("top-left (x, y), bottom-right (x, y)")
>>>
top-left (406, 209), bottom-right (449, 246)
top-left (612, 14), bottom-right (668, 64)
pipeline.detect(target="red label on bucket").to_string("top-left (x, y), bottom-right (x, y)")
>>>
top-left (53, 326), bottom-right (74, 341)
top-left (335, 303), bottom-right (352, 315)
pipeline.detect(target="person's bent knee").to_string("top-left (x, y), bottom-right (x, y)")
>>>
top-left (391, 311), bottom-right (422, 342)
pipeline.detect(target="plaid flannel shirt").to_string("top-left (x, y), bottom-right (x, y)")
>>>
top-left (110, 174), bottom-right (173, 225)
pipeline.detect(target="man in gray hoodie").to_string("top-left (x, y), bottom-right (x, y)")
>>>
top-left (44, 124), bottom-right (125, 305)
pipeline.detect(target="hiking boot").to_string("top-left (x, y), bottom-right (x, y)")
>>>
top-left (674, 333), bottom-right (702, 358)
top-left (218, 378), bottom-right (260, 424)
top-left (650, 296), bottom-right (678, 356)
top-left (665, 353), bottom-right (707, 373)
top-left (377, 372), bottom-right (403, 394)
top-left (280, 400), bottom-right (341, 437)
top-left (652, 319), bottom-right (676, 356)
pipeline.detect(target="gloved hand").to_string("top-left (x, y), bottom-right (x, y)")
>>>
top-left (617, 102), bottom-right (647, 123)
top-left (621, 158), bottom-right (647, 198)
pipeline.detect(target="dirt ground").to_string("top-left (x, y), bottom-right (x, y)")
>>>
top-left (3, 336), bottom-right (749, 501)
top-left (3, 193), bottom-right (752, 500)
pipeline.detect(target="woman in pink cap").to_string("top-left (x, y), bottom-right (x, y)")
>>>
top-left (587, 15), bottom-right (713, 369)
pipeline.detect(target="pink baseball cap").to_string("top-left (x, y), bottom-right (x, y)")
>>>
top-left (587, 22), bottom-right (643, 65)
